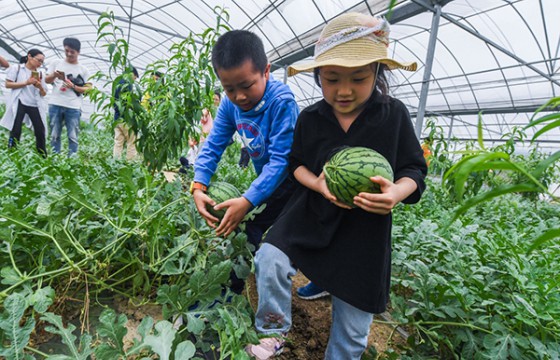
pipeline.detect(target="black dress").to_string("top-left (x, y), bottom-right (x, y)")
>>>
top-left (264, 94), bottom-right (427, 313)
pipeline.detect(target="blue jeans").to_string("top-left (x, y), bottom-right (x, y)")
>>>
top-left (255, 243), bottom-right (374, 359)
top-left (49, 104), bottom-right (81, 154)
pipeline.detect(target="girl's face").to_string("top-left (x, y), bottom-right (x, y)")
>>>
top-left (319, 64), bottom-right (376, 119)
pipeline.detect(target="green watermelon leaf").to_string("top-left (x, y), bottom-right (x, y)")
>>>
top-left (527, 228), bottom-right (560, 253)
top-left (143, 321), bottom-right (177, 360)
top-left (41, 312), bottom-right (94, 360)
top-left (0, 293), bottom-right (35, 360)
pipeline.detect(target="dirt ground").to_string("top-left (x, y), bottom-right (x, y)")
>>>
top-left (246, 271), bottom-right (406, 359)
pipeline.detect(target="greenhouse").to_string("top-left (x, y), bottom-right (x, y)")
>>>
top-left (0, 0), bottom-right (558, 359)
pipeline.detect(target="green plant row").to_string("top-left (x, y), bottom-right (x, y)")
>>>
top-left (0, 125), bottom-right (258, 359)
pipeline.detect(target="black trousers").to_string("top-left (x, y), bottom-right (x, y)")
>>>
top-left (10, 100), bottom-right (47, 157)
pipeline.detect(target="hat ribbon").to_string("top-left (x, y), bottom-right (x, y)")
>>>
top-left (314, 19), bottom-right (390, 60)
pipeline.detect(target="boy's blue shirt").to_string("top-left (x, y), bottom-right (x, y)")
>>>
top-left (194, 76), bottom-right (299, 206)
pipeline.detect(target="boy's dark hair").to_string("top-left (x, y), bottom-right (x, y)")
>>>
top-left (211, 30), bottom-right (268, 75)
top-left (63, 37), bottom-right (81, 52)
top-left (214, 89), bottom-right (221, 99)
top-left (313, 63), bottom-right (389, 97)
top-left (21, 49), bottom-right (44, 64)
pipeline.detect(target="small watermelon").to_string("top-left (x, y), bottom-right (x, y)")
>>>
top-left (323, 147), bottom-right (393, 208)
top-left (205, 181), bottom-right (242, 219)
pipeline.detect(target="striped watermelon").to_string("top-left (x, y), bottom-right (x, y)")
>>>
top-left (205, 181), bottom-right (242, 219)
top-left (323, 147), bottom-right (393, 208)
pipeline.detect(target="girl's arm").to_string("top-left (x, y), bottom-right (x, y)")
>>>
top-left (294, 165), bottom-right (351, 209)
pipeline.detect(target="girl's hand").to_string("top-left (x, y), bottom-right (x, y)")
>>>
top-left (353, 176), bottom-right (400, 215)
top-left (214, 197), bottom-right (252, 237)
top-left (317, 172), bottom-right (352, 209)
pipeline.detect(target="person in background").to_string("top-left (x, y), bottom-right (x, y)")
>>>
top-left (141, 71), bottom-right (163, 110)
top-left (0, 49), bottom-right (48, 157)
top-left (190, 29), bottom-right (299, 292)
top-left (113, 67), bottom-right (140, 161)
top-left (0, 55), bottom-right (9, 68)
top-left (246, 13), bottom-right (427, 359)
top-left (45, 37), bottom-right (91, 155)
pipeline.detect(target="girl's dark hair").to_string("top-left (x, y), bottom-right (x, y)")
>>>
top-left (20, 49), bottom-right (44, 64)
top-left (214, 89), bottom-right (222, 99)
top-left (211, 30), bottom-right (268, 75)
top-left (313, 62), bottom-right (390, 97)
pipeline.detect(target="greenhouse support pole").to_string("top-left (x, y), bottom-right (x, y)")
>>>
top-left (415, 4), bottom-right (442, 139)
top-left (283, 65), bottom-right (288, 84)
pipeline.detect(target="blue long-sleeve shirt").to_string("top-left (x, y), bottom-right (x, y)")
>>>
top-left (194, 77), bottom-right (299, 206)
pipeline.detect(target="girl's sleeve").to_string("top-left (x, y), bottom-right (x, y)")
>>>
top-left (288, 112), bottom-right (306, 175)
top-left (393, 101), bottom-right (428, 204)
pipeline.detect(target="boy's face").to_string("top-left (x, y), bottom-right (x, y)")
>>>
top-left (217, 60), bottom-right (270, 112)
top-left (319, 64), bottom-right (376, 119)
top-left (64, 46), bottom-right (79, 64)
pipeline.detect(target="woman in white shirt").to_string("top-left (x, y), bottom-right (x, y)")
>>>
top-left (0, 49), bottom-right (48, 157)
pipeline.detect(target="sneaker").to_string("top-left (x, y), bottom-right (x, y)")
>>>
top-left (246, 337), bottom-right (284, 359)
top-left (296, 282), bottom-right (330, 300)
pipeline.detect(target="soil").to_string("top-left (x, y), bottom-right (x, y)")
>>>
top-left (246, 271), bottom-right (406, 359)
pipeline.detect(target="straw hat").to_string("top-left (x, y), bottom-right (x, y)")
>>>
top-left (287, 12), bottom-right (417, 76)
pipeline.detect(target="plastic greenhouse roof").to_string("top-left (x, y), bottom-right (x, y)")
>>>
top-left (1, 0), bottom-right (559, 151)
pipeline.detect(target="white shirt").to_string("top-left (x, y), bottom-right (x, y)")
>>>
top-left (6, 65), bottom-right (46, 108)
top-left (47, 59), bottom-right (90, 110)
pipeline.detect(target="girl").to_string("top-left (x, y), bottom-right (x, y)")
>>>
top-left (0, 49), bottom-right (48, 157)
top-left (246, 13), bottom-right (427, 359)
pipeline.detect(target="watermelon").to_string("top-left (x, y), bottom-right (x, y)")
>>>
top-left (205, 181), bottom-right (242, 219)
top-left (323, 147), bottom-right (393, 208)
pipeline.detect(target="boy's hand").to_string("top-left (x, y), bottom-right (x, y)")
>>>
top-left (353, 176), bottom-right (417, 215)
top-left (192, 190), bottom-right (220, 227)
top-left (214, 197), bottom-right (252, 237)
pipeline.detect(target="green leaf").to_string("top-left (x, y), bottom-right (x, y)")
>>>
top-left (0, 293), bottom-right (34, 360)
top-left (1, 266), bottom-right (23, 285)
top-left (96, 309), bottom-right (128, 355)
top-left (174, 340), bottom-right (196, 360)
top-left (143, 321), bottom-right (177, 360)
top-left (531, 118), bottom-right (560, 141)
top-left (531, 150), bottom-right (560, 179)
top-left (527, 228), bottom-right (560, 253)
top-left (477, 112), bottom-right (486, 150)
top-left (41, 312), bottom-right (94, 360)
top-left (185, 313), bottom-right (205, 334)
top-left (449, 183), bottom-right (540, 223)
top-left (30, 286), bottom-right (55, 313)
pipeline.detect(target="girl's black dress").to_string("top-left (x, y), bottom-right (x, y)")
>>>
top-left (264, 94), bottom-right (427, 313)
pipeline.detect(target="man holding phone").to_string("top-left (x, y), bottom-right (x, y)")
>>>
top-left (45, 37), bottom-right (91, 155)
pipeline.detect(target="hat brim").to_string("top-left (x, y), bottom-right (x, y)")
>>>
top-left (287, 57), bottom-right (417, 77)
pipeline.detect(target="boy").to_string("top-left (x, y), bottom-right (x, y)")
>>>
top-left (45, 37), bottom-right (91, 155)
top-left (191, 30), bottom-right (299, 292)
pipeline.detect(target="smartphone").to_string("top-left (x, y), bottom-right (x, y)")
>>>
top-left (56, 70), bottom-right (65, 79)
top-left (31, 70), bottom-right (39, 79)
